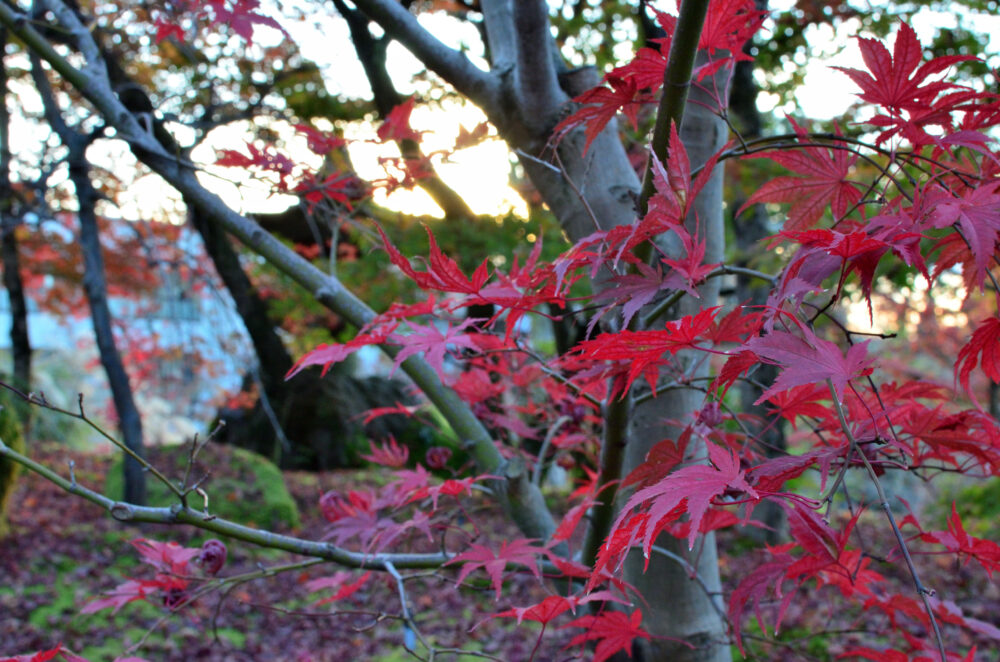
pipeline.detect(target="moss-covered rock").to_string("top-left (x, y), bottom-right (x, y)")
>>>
top-left (105, 442), bottom-right (300, 531)
top-left (0, 393), bottom-right (26, 537)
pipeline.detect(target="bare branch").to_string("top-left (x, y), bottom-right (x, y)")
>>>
top-left (349, 0), bottom-right (500, 111)
top-left (513, 0), bottom-right (567, 129)
top-left (480, 0), bottom-right (516, 71)
top-left (0, 436), bottom-right (448, 570)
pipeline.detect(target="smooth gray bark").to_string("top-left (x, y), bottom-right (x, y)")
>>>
top-left (621, 78), bottom-right (731, 662)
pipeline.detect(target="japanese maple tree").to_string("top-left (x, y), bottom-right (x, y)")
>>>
top-left (2, 1), bottom-right (1000, 661)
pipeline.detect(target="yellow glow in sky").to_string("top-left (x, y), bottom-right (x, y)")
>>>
top-left (344, 104), bottom-right (528, 219)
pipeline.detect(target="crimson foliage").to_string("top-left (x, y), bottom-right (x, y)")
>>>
top-left (8, 1), bottom-right (1000, 661)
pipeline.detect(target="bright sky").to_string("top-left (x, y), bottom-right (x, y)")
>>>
top-left (261, 2), bottom-right (999, 220)
top-left (133, 2), bottom-right (1000, 222)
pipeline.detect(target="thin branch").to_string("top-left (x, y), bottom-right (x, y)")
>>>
top-left (512, 0), bottom-right (566, 126)
top-left (532, 415), bottom-right (571, 486)
top-left (641, 264), bottom-right (773, 327)
top-left (826, 379), bottom-right (947, 662)
top-left (637, 0), bottom-right (713, 217)
top-left (584, 0), bottom-right (715, 582)
top-left (0, 436), bottom-right (450, 570)
top-left (350, 0), bottom-right (500, 111)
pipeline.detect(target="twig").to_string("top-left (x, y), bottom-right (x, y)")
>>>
top-left (385, 560), bottom-right (429, 656)
top-left (531, 415), bottom-right (571, 486)
top-left (641, 264), bottom-right (774, 327)
top-left (0, 381), bottom-right (183, 500)
top-left (826, 379), bottom-right (947, 662)
top-left (0, 436), bottom-right (450, 570)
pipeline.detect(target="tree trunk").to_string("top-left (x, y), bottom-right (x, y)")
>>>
top-left (0, 28), bottom-right (32, 427)
top-left (75, 169), bottom-right (147, 505)
top-left (621, 77), bottom-right (732, 662)
top-left (30, 53), bottom-right (146, 504)
top-left (187, 206), bottom-right (293, 403)
top-left (350, 1), bottom-right (732, 656)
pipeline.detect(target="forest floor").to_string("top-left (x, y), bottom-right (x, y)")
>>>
top-left (0, 443), bottom-right (573, 661)
top-left (2, 444), bottom-right (999, 661)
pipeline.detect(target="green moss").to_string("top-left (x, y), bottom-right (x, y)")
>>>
top-left (933, 477), bottom-right (1000, 538)
top-left (28, 589), bottom-right (76, 628)
top-left (0, 391), bottom-right (26, 537)
top-left (215, 627), bottom-right (247, 648)
top-left (105, 443), bottom-right (300, 531)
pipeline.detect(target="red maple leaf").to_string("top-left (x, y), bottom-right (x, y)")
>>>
top-left (592, 263), bottom-right (671, 328)
top-left (616, 442), bottom-right (757, 555)
top-left (575, 307), bottom-right (720, 394)
top-left (763, 383), bottom-right (833, 428)
top-left (202, 0), bottom-right (286, 44)
top-left (833, 23), bottom-right (969, 111)
top-left (453, 121), bottom-right (490, 150)
top-left (552, 75), bottom-right (649, 153)
top-left (0, 646), bottom-right (90, 662)
top-left (550, 495), bottom-right (599, 545)
top-left (838, 647), bottom-right (912, 662)
top-left (780, 228), bottom-right (891, 318)
top-left (955, 315), bottom-right (1000, 399)
top-left (359, 437), bottom-right (409, 468)
top-left (390, 319), bottom-right (481, 374)
top-left (744, 325), bottom-right (874, 403)
top-left (154, 19), bottom-right (185, 44)
top-left (215, 142), bottom-right (300, 192)
top-left (661, 226), bottom-right (720, 297)
top-left (698, 0), bottom-right (766, 59)
top-left (447, 539), bottom-right (548, 600)
top-left (306, 571), bottom-right (372, 606)
top-left (748, 450), bottom-right (830, 494)
top-left (376, 225), bottom-right (490, 296)
top-left (914, 503), bottom-right (1000, 576)
top-left (645, 124), bottom-right (722, 230)
top-left (359, 402), bottom-right (418, 425)
top-left (739, 129), bottom-right (864, 231)
top-left (377, 97), bottom-right (424, 143)
top-left (926, 183), bottom-right (1000, 290)
top-left (709, 350), bottom-right (759, 398)
top-left (561, 610), bottom-right (651, 662)
top-left (80, 578), bottom-right (159, 615)
top-left (622, 428), bottom-right (691, 489)
top-left (295, 123), bottom-right (346, 155)
top-left (494, 595), bottom-right (577, 626)
top-left (131, 538), bottom-right (200, 575)
top-left (296, 172), bottom-right (367, 210)
top-left (286, 324), bottom-right (397, 379)
top-left (705, 305), bottom-right (766, 345)
top-left (405, 475), bottom-right (488, 510)
top-left (728, 550), bottom-right (795, 654)
top-left (833, 23), bottom-right (975, 144)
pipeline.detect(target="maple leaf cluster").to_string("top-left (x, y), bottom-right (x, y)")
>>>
top-left (266, 15), bottom-right (1000, 660)
top-left (33, 4), bottom-right (1000, 662)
